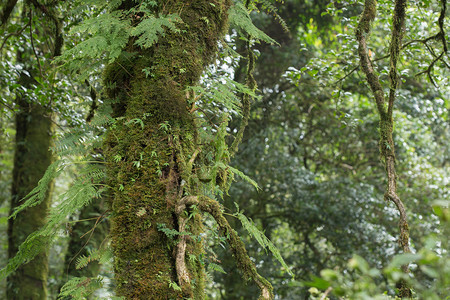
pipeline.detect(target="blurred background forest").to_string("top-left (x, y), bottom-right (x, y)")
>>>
top-left (0, 0), bottom-right (448, 299)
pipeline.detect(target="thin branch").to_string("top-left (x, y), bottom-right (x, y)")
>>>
top-left (356, 0), bottom-right (411, 297)
top-left (0, 20), bottom-right (29, 59)
top-left (0, 100), bottom-right (15, 111)
top-left (29, 0), bottom-right (64, 57)
top-left (320, 287), bottom-right (333, 300)
top-left (229, 39), bottom-right (255, 158)
top-left (29, 10), bottom-right (44, 79)
top-left (416, 51), bottom-right (445, 87)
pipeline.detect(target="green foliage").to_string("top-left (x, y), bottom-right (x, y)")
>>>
top-left (256, 0), bottom-right (289, 32)
top-left (55, 4), bottom-right (183, 76)
top-left (130, 14), bottom-right (181, 48)
top-left (75, 247), bottom-right (113, 270)
top-left (187, 77), bottom-right (258, 116)
top-left (234, 203), bottom-right (293, 278)
top-left (229, 2), bottom-right (278, 45)
top-left (157, 223), bottom-right (191, 240)
top-left (0, 105), bottom-right (110, 280)
top-left (208, 262), bottom-right (227, 274)
top-left (58, 276), bottom-right (104, 300)
top-left (309, 228), bottom-right (450, 299)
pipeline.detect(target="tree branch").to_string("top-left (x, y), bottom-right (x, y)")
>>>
top-left (29, 10), bottom-right (44, 79)
top-left (0, 0), bottom-right (18, 26)
top-left (356, 0), bottom-right (412, 297)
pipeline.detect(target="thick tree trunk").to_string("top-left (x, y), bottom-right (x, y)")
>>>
top-left (7, 100), bottom-right (53, 300)
top-left (103, 1), bottom-right (230, 298)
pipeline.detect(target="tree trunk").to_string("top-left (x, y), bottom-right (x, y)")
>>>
top-left (103, 1), bottom-right (231, 298)
top-left (7, 99), bottom-right (54, 299)
top-left (6, 2), bottom-right (62, 297)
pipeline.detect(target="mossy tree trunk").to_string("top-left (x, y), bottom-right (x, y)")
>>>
top-left (103, 1), bottom-right (232, 298)
top-left (6, 2), bottom-right (62, 299)
top-left (7, 96), bottom-right (54, 300)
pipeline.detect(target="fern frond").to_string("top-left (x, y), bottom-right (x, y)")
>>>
top-left (216, 162), bottom-right (259, 190)
top-left (258, 0), bottom-right (289, 32)
top-left (235, 207), bottom-right (294, 278)
top-left (208, 262), bottom-right (227, 274)
top-left (130, 14), bottom-right (181, 49)
top-left (58, 276), bottom-right (104, 300)
top-left (10, 160), bottom-right (64, 219)
top-left (229, 2), bottom-right (278, 45)
top-left (1, 164), bottom-right (102, 279)
top-left (76, 246), bottom-right (113, 269)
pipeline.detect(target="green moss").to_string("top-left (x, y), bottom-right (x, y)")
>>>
top-left (103, 1), bottom-right (231, 298)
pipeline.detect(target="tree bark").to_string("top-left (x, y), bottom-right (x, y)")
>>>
top-left (7, 98), bottom-right (54, 300)
top-left (103, 1), bottom-right (231, 298)
top-left (6, 3), bottom-right (62, 298)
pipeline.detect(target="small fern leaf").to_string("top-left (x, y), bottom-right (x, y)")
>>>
top-left (208, 262), bottom-right (227, 274)
top-left (58, 276), bottom-right (104, 300)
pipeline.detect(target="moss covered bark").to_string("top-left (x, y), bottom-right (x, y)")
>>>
top-left (356, 0), bottom-right (412, 297)
top-left (7, 100), bottom-right (54, 300)
top-left (103, 1), bottom-right (231, 298)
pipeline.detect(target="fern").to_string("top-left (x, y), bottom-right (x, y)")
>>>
top-left (1, 103), bottom-right (109, 279)
top-left (189, 77), bottom-right (258, 116)
top-left (76, 246), bottom-right (113, 270)
top-left (208, 262), bottom-right (227, 274)
top-left (234, 203), bottom-right (294, 278)
top-left (130, 14), bottom-right (181, 49)
top-left (10, 160), bottom-right (64, 219)
top-left (157, 223), bottom-right (191, 240)
top-left (56, 11), bottom-right (130, 72)
top-left (58, 276), bottom-right (104, 300)
top-left (258, 0), bottom-right (289, 32)
top-left (229, 2), bottom-right (278, 45)
top-left (216, 161), bottom-right (259, 190)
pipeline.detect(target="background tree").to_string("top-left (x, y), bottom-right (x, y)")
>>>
top-left (0, 1), bottom-right (62, 298)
